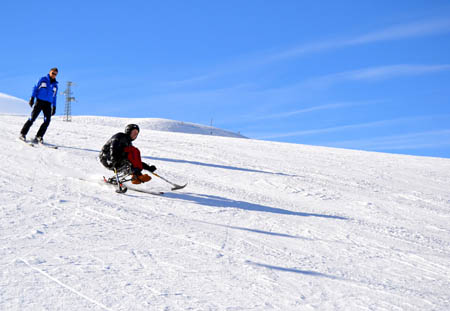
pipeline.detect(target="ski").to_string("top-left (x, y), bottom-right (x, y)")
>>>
top-left (102, 176), bottom-right (164, 195)
top-left (19, 137), bottom-right (58, 149)
top-left (32, 140), bottom-right (58, 149)
top-left (126, 187), bottom-right (164, 195)
top-left (18, 137), bottom-right (35, 147)
top-left (71, 176), bottom-right (163, 195)
top-left (38, 142), bottom-right (58, 149)
top-left (171, 183), bottom-right (187, 191)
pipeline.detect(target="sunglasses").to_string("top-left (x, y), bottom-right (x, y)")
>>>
top-left (51, 72), bottom-right (58, 76)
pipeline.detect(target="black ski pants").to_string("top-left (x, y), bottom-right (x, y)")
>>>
top-left (20, 99), bottom-right (52, 138)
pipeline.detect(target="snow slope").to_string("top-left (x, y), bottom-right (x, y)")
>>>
top-left (1, 114), bottom-right (449, 310)
top-left (0, 93), bottom-right (29, 115)
top-left (69, 116), bottom-right (246, 138)
top-left (0, 91), bottom-right (245, 138)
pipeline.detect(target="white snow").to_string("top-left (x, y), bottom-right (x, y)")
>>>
top-left (1, 114), bottom-right (449, 310)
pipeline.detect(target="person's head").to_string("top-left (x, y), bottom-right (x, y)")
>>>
top-left (49, 67), bottom-right (58, 78)
top-left (125, 124), bottom-right (140, 140)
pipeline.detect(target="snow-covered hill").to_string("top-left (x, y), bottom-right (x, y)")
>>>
top-left (0, 92), bottom-right (29, 115)
top-left (70, 116), bottom-right (246, 138)
top-left (0, 90), bottom-right (245, 138)
top-left (1, 114), bottom-right (449, 310)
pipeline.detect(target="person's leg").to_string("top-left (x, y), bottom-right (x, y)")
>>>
top-left (124, 146), bottom-right (150, 183)
top-left (35, 102), bottom-right (52, 139)
top-left (124, 146), bottom-right (143, 170)
top-left (20, 101), bottom-right (43, 136)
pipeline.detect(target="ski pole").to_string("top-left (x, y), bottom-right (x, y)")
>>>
top-left (151, 172), bottom-right (187, 191)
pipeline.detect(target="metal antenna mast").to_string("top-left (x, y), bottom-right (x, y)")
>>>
top-left (63, 81), bottom-right (75, 122)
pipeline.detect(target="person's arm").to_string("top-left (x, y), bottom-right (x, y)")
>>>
top-left (31, 78), bottom-right (41, 99)
top-left (53, 88), bottom-right (57, 105)
top-left (109, 134), bottom-right (125, 167)
top-left (51, 85), bottom-right (57, 115)
top-left (29, 77), bottom-right (43, 106)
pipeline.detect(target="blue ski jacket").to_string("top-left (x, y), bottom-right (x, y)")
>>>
top-left (31, 74), bottom-right (58, 107)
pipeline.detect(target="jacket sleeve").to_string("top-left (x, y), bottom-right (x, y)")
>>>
top-left (52, 85), bottom-right (58, 107)
top-left (109, 134), bottom-right (126, 164)
top-left (109, 137), bottom-right (120, 163)
top-left (142, 162), bottom-right (152, 171)
top-left (31, 77), bottom-right (44, 98)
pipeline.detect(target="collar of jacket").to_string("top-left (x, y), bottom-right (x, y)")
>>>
top-left (46, 74), bottom-right (58, 84)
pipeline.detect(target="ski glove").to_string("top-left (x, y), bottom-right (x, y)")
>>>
top-left (51, 106), bottom-right (56, 116)
top-left (29, 97), bottom-right (35, 107)
top-left (143, 162), bottom-right (157, 172)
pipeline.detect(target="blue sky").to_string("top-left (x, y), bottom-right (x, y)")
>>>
top-left (1, 1), bottom-right (450, 158)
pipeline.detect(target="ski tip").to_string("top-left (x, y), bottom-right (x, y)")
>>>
top-left (39, 143), bottom-right (58, 149)
top-left (171, 183), bottom-right (187, 191)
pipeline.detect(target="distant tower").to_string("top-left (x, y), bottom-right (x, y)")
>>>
top-left (63, 82), bottom-right (75, 122)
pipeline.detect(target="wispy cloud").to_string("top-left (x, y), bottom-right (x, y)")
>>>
top-left (340, 64), bottom-right (450, 81)
top-left (162, 73), bottom-right (219, 88)
top-left (252, 103), bottom-right (355, 120)
top-left (301, 64), bottom-right (450, 89)
top-left (270, 18), bottom-right (450, 61)
top-left (255, 115), bottom-right (449, 140)
top-left (233, 100), bottom-right (376, 123)
top-left (163, 18), bottom-right (450, 86)
top-left (346, 19), bottom-right (450, 45)
top-left (324, 129), bottom-right (450, 152)
top-left (147, 62), bottom-right (449, 123)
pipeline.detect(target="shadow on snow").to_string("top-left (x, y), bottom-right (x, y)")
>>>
top-left (246, 261), bottom-right (339, 279)
top-left (143, 155), bottom-right (299, 177)
top-left (56, 145), bottom-right (298, 177)
top-left (194, 220), bottom-right (313, 239)
top-left (163, 192), bottom-right (347, 220)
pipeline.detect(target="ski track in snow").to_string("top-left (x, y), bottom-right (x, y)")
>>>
top-left (1, 115), bottom-right (450, 310)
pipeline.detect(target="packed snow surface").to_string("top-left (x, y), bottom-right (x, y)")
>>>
top-left (1, 114), bottom-right (449, 310)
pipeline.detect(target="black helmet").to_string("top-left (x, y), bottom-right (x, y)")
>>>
top-left (124, 124), bottom-right (140, 135)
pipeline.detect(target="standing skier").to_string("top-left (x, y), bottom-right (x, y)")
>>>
top-left (99, 124), bottom-right (157, 184)
top-left (19, 68), bottom-right (59, 143)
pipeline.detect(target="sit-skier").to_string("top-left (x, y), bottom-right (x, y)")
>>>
top-left (99, 124), bottom-right (156, 184)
